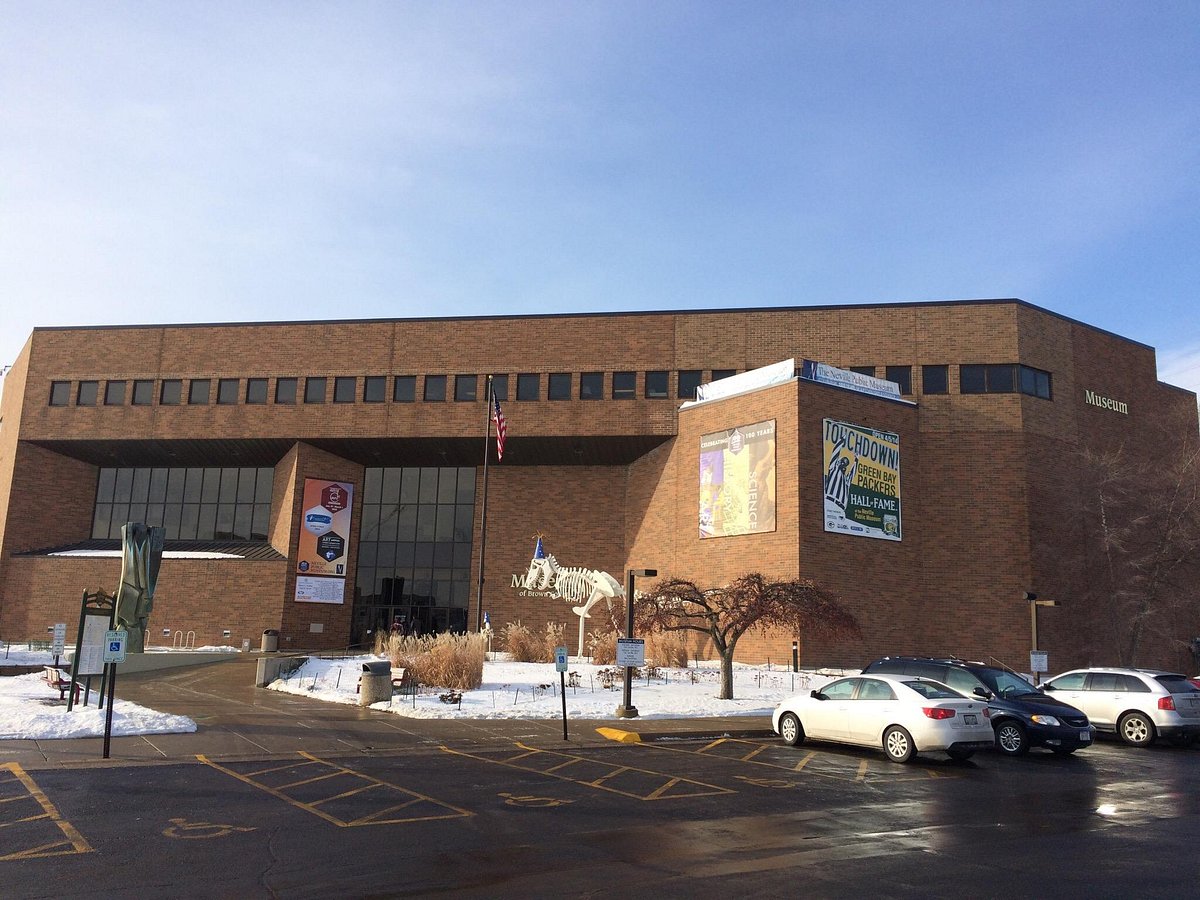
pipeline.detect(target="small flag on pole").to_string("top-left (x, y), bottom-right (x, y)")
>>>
top-left (492, 393), bottom-right (507, 461)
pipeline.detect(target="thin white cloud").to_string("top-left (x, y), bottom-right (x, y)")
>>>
top-left (1158, 344), bottom-right (1200, 396)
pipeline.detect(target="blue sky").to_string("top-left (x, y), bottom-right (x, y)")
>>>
top-left (2, 3), bottom-right (1198, 394)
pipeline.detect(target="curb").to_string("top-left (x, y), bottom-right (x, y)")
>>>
top-left (597, 726), bottom-right (775, 744)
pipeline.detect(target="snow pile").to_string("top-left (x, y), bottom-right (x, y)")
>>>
top-left (269, 655), bottom-right (851, 720)
top-left (0, 672), bottom-right (196, 740)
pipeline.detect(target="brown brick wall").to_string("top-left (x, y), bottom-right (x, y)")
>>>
top-left (3, 301), bottom-right (1197, 669)
top-left (472, 465), bottom-right (629, 652)
top-left (1, 555), bottom-right (286, 648)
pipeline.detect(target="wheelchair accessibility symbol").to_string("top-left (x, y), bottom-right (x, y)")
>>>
top-left (163, 817), bottom-right (256, 839)
top-left (498, 792), bottom-right (574, 808)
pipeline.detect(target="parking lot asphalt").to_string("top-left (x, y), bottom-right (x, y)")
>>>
top-left (1, 655), bottom-right (774, 770)
top-left (4, 656), bottom-right (1200, 898)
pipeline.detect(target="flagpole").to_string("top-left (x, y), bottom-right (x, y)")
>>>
top-left (474, 376), bottom-right (493, 632)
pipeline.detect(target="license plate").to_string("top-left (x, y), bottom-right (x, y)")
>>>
top-left (963, 714), bottom-right (977, 725)
top-left (1080, 730), bottom-right (1091, 741)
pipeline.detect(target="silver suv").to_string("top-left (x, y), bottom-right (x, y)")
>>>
top-left (1041, 668), bottom-right (1200, 747)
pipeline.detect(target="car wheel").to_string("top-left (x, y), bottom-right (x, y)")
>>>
top-left (995, 721), bottom-right (1030, 756)
top-left (1051, 746), bottom-right (1076, 756)
top-left (946, 747), bottom-right (974, 762)
top-left (1167, 733), bottom-right (1197, 748)
top-left (883, 725), bottom-right (915, 763)
top-left (779, 712), bottom-right (805, 747)
top-left (1118, 712), bottom-right (1156, 747)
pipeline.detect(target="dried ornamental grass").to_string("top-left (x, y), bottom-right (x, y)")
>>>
top-left (408, 633), bottom-right (485, 690)
top-left (587, 629), bottom-right (618, 665)
top-left (540, 621), bottom-right (565, 660)
top-left (646, 630), bottom-right (689, 668)
top-left (501, 622), bottom-right (543, 663)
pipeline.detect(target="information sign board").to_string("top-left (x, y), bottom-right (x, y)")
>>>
top-left (51, 623), bottom-right (67, 656)
top-left (1030, 651), bottom-right (1048, 673)
top-left (616, 638), bottom-right (645, 668)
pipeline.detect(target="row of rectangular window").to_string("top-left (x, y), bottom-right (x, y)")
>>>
top-left (849, 364), bottom-right (1051, 400)
top-left (49, 370), bottom-right (738, 407)
top-left (48, 363), bottom-right (1053, 407)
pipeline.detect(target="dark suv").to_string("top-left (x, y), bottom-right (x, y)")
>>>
top-left (862, 657), bottom-right (1096, 756)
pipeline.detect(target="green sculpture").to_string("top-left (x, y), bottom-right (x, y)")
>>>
top-left (114, 522), bottom-right (165, 653)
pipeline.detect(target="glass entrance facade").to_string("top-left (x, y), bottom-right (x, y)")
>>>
top-left (352, 466), bottom-right (476, 645)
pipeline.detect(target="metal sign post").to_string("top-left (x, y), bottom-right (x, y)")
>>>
top-left (102, 630), bottom-right (127, 759)
top-left (554, 646), bottom-right (569, 740)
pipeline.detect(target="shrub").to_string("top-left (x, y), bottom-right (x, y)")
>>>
top-left (375, 632), bottom-right (434, 669)
top-left (410, 633), bottom-right (485, 690)
top-left (371, 632), bottom-right (485, 690)
top-left (587, 628), bottom-right (618, 665)
top-left (501, 621), bottom-right (542, 663)
top-left (646, 630), bottom-right (689, 668)
top-left (541, 621), bottom-right (565, 661)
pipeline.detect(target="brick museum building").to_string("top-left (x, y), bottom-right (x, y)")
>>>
top-left (1, 299), bottom-right (1197, 671)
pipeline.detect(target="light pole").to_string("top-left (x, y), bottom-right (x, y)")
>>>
top-left (1025, 591), bottom-right (1059, 684)
top-left (616, 568), bottom-right (656, 719)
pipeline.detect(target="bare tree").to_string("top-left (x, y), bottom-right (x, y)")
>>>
top-left (1075, 414), bottom-right (1200, 667)
top-left (635, 573), bottom-right (861, 700)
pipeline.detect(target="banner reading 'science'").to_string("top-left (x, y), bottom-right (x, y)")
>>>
top-left (822, 419), bottom-right (901, 541)
top-left (699, 420), bottom-right (776, 538)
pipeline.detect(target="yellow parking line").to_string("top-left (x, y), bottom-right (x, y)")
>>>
top-left (0, 762), bottom-right (93, 860)
top-left (544, 757), bottom-right (585, 774)
top-left (348, 798), bottom-right (425, 825)
top-left (276, 770), bottom-right (345, 791)
top-left (196, 753), bottom-right (472, 828)
top-left (242, 760), bottom-right (316, 778)
top-left (308, 782), bottom-right (384, 807)
top-left (794, 751), bottom-right (817, 771)
top-left (441, 743), bottom-right (734, 801)
top-left (588, 766), bottom-right (632, 786)
top-left (741, 745), bottom-right (769, 762)
top-left (0, 812), bottom-right (52, 828)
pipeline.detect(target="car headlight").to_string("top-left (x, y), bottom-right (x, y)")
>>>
top-left (1030, 715), bottom-right (1061, 726)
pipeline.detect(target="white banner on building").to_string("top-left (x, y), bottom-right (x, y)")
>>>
top-left (295, 575), bottom-right (346, 605)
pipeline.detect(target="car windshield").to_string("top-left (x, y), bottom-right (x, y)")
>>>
top-left (902, 680), bottom-right (962, 699)
top-left (973, 668), bottom-right (1039, 698)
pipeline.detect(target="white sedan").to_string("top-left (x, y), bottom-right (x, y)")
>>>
top-left (772, 674), bottom-right (995, 763)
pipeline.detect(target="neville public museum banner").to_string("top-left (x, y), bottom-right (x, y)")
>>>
top-left (822, 419), bottom-right (901, 541)
top-left (296, 478), bottom-right (354, 604)
top-left (699, 420), bottom-right (776, 539)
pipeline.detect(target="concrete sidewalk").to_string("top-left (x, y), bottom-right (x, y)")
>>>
top-left (1, 655), bottom-right (774, 770)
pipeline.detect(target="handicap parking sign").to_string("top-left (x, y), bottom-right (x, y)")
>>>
top-left (102, 630), bottom-right (127, 664)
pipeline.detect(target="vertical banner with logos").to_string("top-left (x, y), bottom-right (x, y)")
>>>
top-left (296, 478), bottom-right (354, 604)
top-left (699, 420), bottom-right (776, 539)
top-left (822, 419), bottom-right (901, 541)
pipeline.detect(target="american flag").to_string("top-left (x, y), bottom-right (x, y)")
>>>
top-left (492, 393), bottom-right (507, 461)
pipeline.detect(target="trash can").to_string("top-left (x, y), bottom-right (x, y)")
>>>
top-left (359, 660), bottom-right (393, 706)
top-left (261, 629), bottom-right (279, 653)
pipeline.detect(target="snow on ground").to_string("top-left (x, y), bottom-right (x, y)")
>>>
top-left (0, 672), bottom-right (196, 740)
top-left (269, 654), bottom-right (853, 720)
top-left (0, 641), bottom-right (851, 740)
top-left (0, 641), bottom-right (221, 740)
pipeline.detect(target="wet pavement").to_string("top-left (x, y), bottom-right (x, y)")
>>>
top-left (2, 656), bottom-right (1198, 898)
top-left (0, 654), bottom-right (774, 770)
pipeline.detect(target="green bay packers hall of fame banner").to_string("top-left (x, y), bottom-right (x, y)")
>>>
top-left (699, 420), bottom-right (776, 539)
top-left (822, 419), bottom-right (901, 541)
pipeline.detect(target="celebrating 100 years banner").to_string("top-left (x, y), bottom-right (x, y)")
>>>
top-left (822, 418), bottom-right (901, 541)
top-left (699, 420), bottom-right (776, 538)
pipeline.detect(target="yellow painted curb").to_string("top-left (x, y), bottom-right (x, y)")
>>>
top-left (596, 727), bottom-right (642, 744)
